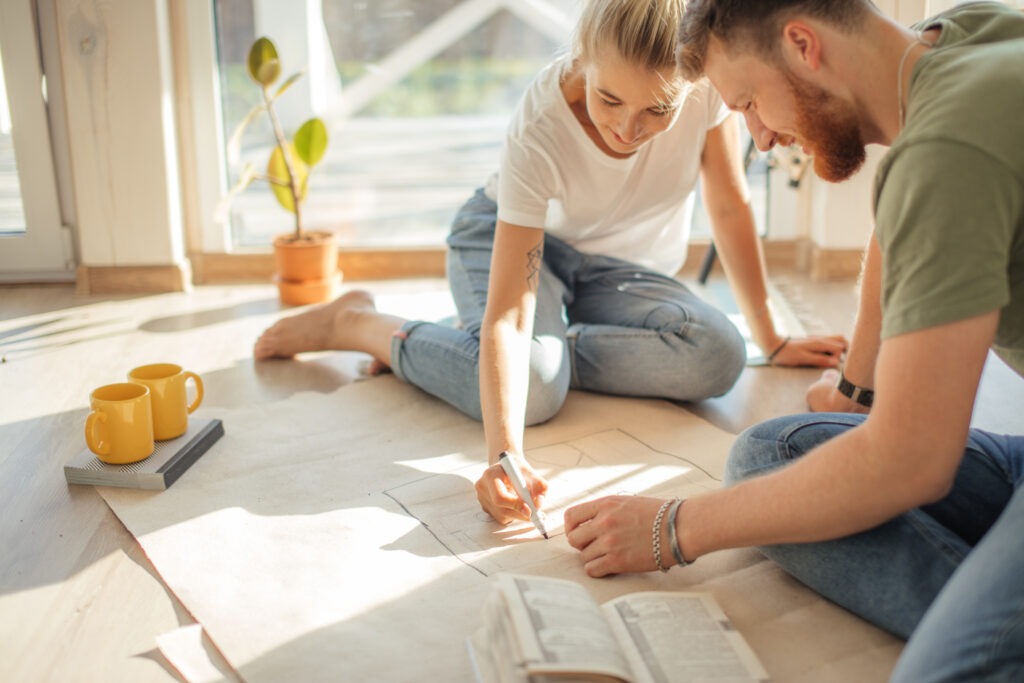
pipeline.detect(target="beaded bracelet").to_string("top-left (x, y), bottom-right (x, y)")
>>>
top-left (667, 498), bottom-right (689, 567)
top-left (651, 499), bottom-right (675, 573)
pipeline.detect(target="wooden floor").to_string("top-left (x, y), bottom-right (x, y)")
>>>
top-left (1, 271), bottom-right (1021, 682)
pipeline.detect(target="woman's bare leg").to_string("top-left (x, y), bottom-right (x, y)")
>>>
top-left (253, 290), bottom-right (406, 366)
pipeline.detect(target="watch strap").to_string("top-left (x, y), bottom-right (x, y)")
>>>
top-left (835, 370), bottom-right (874, 407)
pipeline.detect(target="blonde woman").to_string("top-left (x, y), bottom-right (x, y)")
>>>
top-left (255, 0), bottom-right (846, 523)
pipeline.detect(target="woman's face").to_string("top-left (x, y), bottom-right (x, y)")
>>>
top-left (583, 51), bottom-right (682, 155)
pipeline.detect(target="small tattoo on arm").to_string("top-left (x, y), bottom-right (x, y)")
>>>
top-left (526, 243), bottom-right (543, 293)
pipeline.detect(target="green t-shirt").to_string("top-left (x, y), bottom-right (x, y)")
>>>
top-left (874, 2), bottom-right (1024, 378)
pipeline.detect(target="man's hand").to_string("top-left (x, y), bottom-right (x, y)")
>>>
top-left (806, 368), bottom-right (871, 413)
top-left (564, 495), bottom-right (672, 577)
top-left (475, 457), bottom-right (548, 525)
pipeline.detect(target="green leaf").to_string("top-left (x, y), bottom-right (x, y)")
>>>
top-left (247, 37), bottom-right (280, 87)
top-left (293, 118), bottom-right (328, 167)
top-left (267, 143), bottom-right (309, 214)
top-left (273, 72), bottom-right (304, 101)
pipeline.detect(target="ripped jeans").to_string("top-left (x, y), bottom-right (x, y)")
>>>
top-left (390, 188), bottom-right (746, 424)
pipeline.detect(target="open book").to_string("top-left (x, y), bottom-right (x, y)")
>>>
top-left (468, 573), bottom-right (769, 683)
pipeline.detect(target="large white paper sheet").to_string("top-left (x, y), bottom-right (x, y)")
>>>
top-left (99, 377), bottom-right (901, 682)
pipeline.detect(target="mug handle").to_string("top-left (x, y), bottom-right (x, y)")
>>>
top-left (185, 372), bottom-right (204, 414)
top-left (85, 411), bottom-right (110, 456)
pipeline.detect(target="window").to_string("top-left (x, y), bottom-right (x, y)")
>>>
top-left (0, 44), bottom-right (27, 235)
top-left (214, 0), bottom-right (573, 249)
top-left (0, 1), bottom-right (69, 281)
top-left (211, 0), bottom-right (768, 251)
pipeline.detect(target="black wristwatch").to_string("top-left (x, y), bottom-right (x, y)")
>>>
top-left (835, 370), bottom-right (874, 407)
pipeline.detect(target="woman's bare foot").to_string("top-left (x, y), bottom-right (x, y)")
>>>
top-left (254, 290), bottom-right (404, 362)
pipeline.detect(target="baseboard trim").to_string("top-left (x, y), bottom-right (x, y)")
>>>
top-left (340, 248), bottom-right (448, 281)
top-left (808, 246), bottom-right (865, 281)
top-left (678, 239), bottom-right (804, 278)
top-left (190, 252), bottom-right (275, 284)
top-left (73, 241), bottom-right (859, 293)
top-left (192, 247), bottom-right (447, 284)
top-left (194, 241), bottom-right (817, 284)
top-left (76, 262), bottom-right (192, 295)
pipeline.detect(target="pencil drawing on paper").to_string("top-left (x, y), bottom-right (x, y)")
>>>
top-left (386, 428), bottom-right (721, 575)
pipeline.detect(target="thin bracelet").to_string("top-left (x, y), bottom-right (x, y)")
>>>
top-left (767, 335), bottom-right (791, 363)
top-left (652, 499), bottom-right (674, 573)
top-left (667, 498), bottom-right (689, 567)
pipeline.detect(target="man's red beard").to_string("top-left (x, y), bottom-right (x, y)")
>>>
top-left (786, 74), bottom-right (866, 183)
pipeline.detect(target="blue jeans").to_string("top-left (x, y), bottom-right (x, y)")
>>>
top-left (389, 189), bottom-right (746, 424)
top-left (727, 413), bottom-right (1024, 682)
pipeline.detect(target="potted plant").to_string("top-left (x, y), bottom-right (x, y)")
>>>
top-left (224, 36), bottom-right (338, 306)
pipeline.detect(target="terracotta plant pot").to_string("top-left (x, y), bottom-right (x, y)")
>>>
top-left (272, 230), bottom-right (341, 306)
top-left (273, 272), bottom-right (341, 306)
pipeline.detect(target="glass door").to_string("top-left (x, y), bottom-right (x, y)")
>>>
top-left (0, 1), bottom-right (71, 281)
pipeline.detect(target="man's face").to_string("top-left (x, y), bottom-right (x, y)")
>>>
top-left (704, 38), bottom-right (866, 182)
top-left (785, 74), bottom-right (866, 182)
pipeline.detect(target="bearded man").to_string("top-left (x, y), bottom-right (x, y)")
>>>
top-left (565, 2), bottom-right (1024, 681)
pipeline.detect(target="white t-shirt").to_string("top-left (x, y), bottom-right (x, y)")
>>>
top-left (486, 55), bottom-right (729, 276)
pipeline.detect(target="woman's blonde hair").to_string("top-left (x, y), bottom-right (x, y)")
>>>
top-left (572, 0), bottom-right (683, 72)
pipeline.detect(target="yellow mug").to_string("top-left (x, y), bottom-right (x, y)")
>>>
top-left (128, 363), bottom-right (204, 440)
top-left (85, 383), bottom-right (155, 464)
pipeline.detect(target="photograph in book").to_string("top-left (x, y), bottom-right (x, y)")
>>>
top-left (468, 573), bottom-right (770, 683)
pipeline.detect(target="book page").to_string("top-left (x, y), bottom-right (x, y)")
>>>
top-left (497, 574), bottom-right (634, 681)
top-left (468, 588), bottom-right (532, 683)
top-left (602, 592), bottom-right (769, 683)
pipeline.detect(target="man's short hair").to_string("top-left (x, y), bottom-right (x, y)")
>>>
top-left (677, 0), bottom-right (875, 80)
